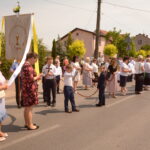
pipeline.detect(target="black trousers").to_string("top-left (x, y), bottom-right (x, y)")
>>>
top-left (42, 77), bottom-right (47, 102)
top-left (64, 86), bottom-right (76, 111)
top-left (15, 75), bottom-right (21, 107)
top-left (135, 73), bottom-right (144, 92)
top-left (98, 88), bottom-right (105, 106)
top-left (45, 79), bottom-right (56, 105)
top-left (56, 75), bottom-right (60, 93)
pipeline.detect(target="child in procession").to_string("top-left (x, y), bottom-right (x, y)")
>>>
top-left (63, 65), bottom-right (79, 113)
top-left (96, 65), bottom-right (107, 107)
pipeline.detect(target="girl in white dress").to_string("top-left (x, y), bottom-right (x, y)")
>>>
top-left (72, 56), bottom-right (81, 92)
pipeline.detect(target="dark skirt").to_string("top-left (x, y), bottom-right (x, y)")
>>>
top-left (120, 75), bottom-right (127, 87)
top-left (135, 73), bottom-right (144, 92)
top-left (144, 73), bottom-right (150, 85)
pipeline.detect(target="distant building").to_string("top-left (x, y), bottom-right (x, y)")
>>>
top-left (134, 34), bottom-right (150, 50)
top-left (59, 28), bottom-right (108, 58)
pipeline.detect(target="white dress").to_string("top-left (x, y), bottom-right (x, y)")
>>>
top-left (0, 71), bottom-right (7, 123)
top-left (82, 63), bottom-right (93, 86)
top-left (72, 62), bottom-right (81, 82)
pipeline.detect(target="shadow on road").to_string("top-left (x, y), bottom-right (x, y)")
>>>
top-left (35, 109), bottom-right (64, 116)
top-left (2, 114), bottom-right (26, 133)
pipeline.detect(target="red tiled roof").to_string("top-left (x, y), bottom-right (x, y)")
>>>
top-left (59, 28), bottom-right (107, 41)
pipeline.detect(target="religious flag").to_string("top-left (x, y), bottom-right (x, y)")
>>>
top-left (5, 14), bottom-right (31, 60)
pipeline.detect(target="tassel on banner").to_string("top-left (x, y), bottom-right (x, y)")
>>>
top-left (0, 17), bottom-right (5, 57)
top-left (32, 17), bottom-right (40, 75)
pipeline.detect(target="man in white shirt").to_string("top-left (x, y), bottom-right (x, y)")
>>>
top-left (42, 56), bottom-right (57, 107)
top-left (55, 60), bottom-right (62, 94)
top-left (120, 56), bottom-right (130, 95)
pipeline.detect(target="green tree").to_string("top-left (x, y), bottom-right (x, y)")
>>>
top-left (105, 28), bottom-right (135, 57)
top-left (31, 39), bottom-right (48, 72)
top-left (56, 35), bottom-right (66, 63)
top-left (136, 50), bottom-right (147, 57)
top-left (67, 40), bottom-right (86, 59)
top-left (141, 44), bottom-right (150, 51)
top-left (51, 39), bottom-right (57, 60)
top-left (104, 44), bottom-right (118, 57)
top-left (146, 50), bottom-right (150, 56)
top-left (65, 33), bottom-right (74, 51)
top-left (0, 32), bottom-right (12, 79)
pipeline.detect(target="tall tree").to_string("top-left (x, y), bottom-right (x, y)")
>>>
top-left (51, 39), bottom-right (57, 60)
top-left (65, 33), bottom-right (74, 51)
top-left (31, 38), bottom-right (48, 72)
top-left (105, 28), bottom-right (136, 57)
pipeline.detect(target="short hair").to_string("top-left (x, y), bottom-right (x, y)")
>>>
top-left (46, 56), bottom-right (53, 62)
top-left (26, 52), bottom-right (38, 60)
top-left (123, 56), bottom-right (129, 62)
top-left (66, 64), bottom-right (72, 71)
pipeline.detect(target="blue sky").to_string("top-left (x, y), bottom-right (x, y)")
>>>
top-left (0, 0), bottom-right (150, 49)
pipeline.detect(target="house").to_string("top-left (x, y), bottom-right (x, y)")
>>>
top-left (59, 28), bottom-right (108, 58)
top-left (134, 34), bottom-right (150, 51)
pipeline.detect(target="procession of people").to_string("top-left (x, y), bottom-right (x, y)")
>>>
top-left (0, 53), bottom-right (150, 142)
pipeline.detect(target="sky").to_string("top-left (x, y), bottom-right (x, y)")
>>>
top-left (0, 0), bottom-right (150, 50)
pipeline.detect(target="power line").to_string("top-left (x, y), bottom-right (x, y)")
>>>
top-left (43, 0), bottom-right (96, 13)
top-left (103, 1), bottom-right (150, 13)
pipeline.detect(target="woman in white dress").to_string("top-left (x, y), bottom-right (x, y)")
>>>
top-left (0, 58), bottom-right (8, 142)
top-left (72, 56), bottom-right (81, 92)
top-left (82, 57), bottom-right (93, 89)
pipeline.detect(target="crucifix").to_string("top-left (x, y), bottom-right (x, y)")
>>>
top-left (16, 35), bottom-right (19, 46)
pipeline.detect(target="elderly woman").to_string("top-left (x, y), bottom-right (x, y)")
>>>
top-left (82, 57), bottom-right (93, 89)
top-left (107, 58), bottom-right (118, 98)
top-left (0, 58), bottom-right (8, 142)
top-left (21, 53), bottom-right (42, 130)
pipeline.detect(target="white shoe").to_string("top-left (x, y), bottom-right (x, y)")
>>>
top-left (3, 133), bottom-right (8, 137)
top-left (0, 137), bottom-right (6, 142)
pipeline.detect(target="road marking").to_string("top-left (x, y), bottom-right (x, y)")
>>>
top-left (0, 124), bottom-right (60, 150)
top-left (106, 94), bottom-right (137, 108)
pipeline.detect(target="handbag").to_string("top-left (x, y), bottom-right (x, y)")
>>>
top-left (0, 90), bottom-right (5, 99)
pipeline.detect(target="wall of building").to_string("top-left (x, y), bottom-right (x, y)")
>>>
top-left (134, 34), bottom-right (150, 50)
top-left (61, 29), bottom-right (107, 58)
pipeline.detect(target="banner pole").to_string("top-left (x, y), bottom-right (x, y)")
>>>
top-left (0, 17), bottom-right (5, 57)
top-left (32, 16), bottom-right (40, 75)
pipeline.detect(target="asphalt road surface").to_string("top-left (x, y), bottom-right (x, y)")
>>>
top-left (0, 83), bottom-right (150, 150)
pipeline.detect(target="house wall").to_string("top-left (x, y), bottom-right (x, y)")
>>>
top-left (134, 34), bottom-right (150, 50)
top-left (61, 29), bottom-right (107, 58)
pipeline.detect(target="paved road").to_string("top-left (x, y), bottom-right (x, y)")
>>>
top-left (0, 83), bottom-right (150, 150)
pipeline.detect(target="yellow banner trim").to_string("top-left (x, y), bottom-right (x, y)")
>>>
top-left (32, 18), bottom-right (40, 75)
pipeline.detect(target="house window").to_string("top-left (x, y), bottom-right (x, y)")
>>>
top-left (76, 33), bottom-right (79, 36)
top-left (138, 40), bottom-right (142, 45)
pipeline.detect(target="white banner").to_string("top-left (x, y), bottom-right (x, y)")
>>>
top-left (7, 15), bottom-right (33, 87)
top-left (5, 14), bottom-right (31, 60)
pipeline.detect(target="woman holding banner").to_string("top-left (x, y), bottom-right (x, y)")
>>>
top-left (21, 53), bottom-right (42, 130)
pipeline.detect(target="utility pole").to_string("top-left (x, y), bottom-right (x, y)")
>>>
top-left (94, 0), bottom-right (101, 59)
